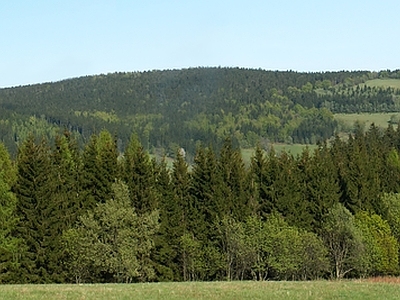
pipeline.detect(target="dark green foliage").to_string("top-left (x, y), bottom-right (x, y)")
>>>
top-left (122, 134), bottom-right (159, 214)
top-left (217, 139), bottom-right (250, 221)
top-left (4, 114), bottom-right (400, 283)
top-left (80, 130), bottom-right (119, 210)
top-left (189, 146), bottom-right (221, 240)
top-left (13, 136), bottom-right (59, 282)
top-left (51, 131), bottom-right (82, 229)
top-left (151, 158), bottom-right (177, 281)
top-left (304, 144), bottom-right (341, 231)
top-left (0, 142), bottom-right (21, 283)
top-left (1, 68), bottom-right (396, 156)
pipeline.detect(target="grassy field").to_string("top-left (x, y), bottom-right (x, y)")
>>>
top-left (1, 280), bottom-right (400, 300)
top-left (335, 112), bottom-right (400, 129)
top-left (364, 79), bottom-right (400, 89)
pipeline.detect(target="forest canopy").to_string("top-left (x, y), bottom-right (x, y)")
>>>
top-left (1, 67), bottom-right (400, 155)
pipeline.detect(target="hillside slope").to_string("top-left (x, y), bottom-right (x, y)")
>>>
top-left (0, 67), bottom-right (399, 154)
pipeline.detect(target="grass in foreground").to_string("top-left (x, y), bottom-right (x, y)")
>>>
top-left (1, 280), bottom-right (400, 300)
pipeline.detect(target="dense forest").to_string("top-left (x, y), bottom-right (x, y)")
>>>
top-left (1, 123), bottom-right (400, 283)
top-left (1, 68), bottom-right (400, 156)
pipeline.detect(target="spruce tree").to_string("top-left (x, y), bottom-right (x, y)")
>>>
top-left (0, 142), bottom-right (21, 283)
top-left (306, 144), bottom-right (341, 232)
top-left (274, 151), bottom-right (312, 230)
top-left (189, 145), bottom-right (221, 239)
top-left (46, 132), bottom-right (83, 282)
top-left (217, 138), bottom-right (250, 221)
top-left (151, 158), bottom-right (177, 281)
top-left (123, 134), bottom-right (159, 215)
top-left (13, 136), bottom-right (58, 282)
top-left (170, 150), bottom-right (192, 280)
top-left (80, 130), bottom-right (119, 210)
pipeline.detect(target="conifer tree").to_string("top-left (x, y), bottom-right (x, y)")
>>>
top-left (259, 147), bottom-right (280, 216)
top-left (80, 134), bottom-right (102, 209)
top-left (274, 151), bottom-right (312, 230)
top-left (52, 131), bottom-right (82, 228)
top-left (80, 130), bottom-right (119, 210)
top-left (189, 145), bottom-right (221, 239)
top-left (13, 136), bottom-right (59, 282)
top-left (248, 145), bottom-right (267, 215)
top-left (151, 158), bottom-right (177, 281)
top-left (123, 134), bottom-right (159, 214)
top-left (217, 138), bottom-right (250, 221)
top-left (0, 142), bottom-right (21, 283)
top-left (170, 150), bottom-right (193, 280)
top-left (306, 144), bottom-right (341, 232)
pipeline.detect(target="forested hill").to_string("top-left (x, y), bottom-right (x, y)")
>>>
top-left (1, 67), bottom-right (400, 155)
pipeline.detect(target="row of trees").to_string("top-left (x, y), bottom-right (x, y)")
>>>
top-left (2, 123), bottom-right (400, 283)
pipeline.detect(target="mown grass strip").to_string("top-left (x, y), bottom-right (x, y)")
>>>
top-left (1, 280), bottom-right (400, 300)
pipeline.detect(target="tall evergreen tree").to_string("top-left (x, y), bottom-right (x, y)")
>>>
top-left (123, 134), bottom-right (159, 215)
top-left (13, 136), bottom-right (59, 282)
top-left (189, 145), bottom-right (221, 239)
top-left (80, 130), bottom-right (119, 210)
top-left (0, 142), bottom-right (21, 283)
top-left (274, 151), bottom-right (313, 230)
top-left (217, 138), bottom-right (250, 221)
top-left (248, 145), bottom-right (266, 215)
top-left (306, 144), bottom-right (341, 232)
top-left (151, 158), bottom-right (177, 281)
top-left (51, 131), bottom-right (82, 228)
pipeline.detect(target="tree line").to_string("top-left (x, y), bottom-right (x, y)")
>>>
top-left (1, 123), bottom-right (400, 283)
top-left (1, 68), bottom-right (399, 155)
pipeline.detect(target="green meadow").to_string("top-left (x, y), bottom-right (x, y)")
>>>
top-left (363, 78), bottom-right (400, 89)
top-left (335, 112), bottom-right (400, 129)
top-left (1, 280), bottom-right (400, 300)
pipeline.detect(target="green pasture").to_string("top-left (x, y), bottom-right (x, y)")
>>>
top-left (335, 112), bottom-right (400, 129)
top-left (363, 79), bottom-right (400, 89)
top-left (1, 280), bottom-right (400, 300)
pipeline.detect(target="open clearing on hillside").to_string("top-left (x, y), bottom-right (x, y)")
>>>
top-left (335, 112), bottom-right (400, 129)
top-left (1, 280), bottom-right (400, 300)
top-left (364, 79), bottom-right (400, 89)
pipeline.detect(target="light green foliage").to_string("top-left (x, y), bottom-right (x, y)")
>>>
top-left (382, 193), bottom-right (400, 240)
top-left (299, 231), bottom-right (329, 280)
top-left (215, 216), bottom-right (247, 281)
top-left (355, 212), bottom-right (399, 276)
top-left (180, 233), bottom-right (206, 281)
top-left (12, 116), bottom-right (60, 144)
top-left (217, 214), bottom-right (329, 281)
top-left (262, 214), bottom-right (309, 280)
top-left (63, 181), bottom-right (159, 283)
top-left (242, 215), bottom-right (269, 280)
top-left (322, 204), bottom-right (365, 279)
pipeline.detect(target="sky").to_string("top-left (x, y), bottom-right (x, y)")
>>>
top-left (1, 0), bottom-right (399, 88)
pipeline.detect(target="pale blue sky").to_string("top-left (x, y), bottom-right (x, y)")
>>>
top-left (1, 0), bottom-right (399, 88)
